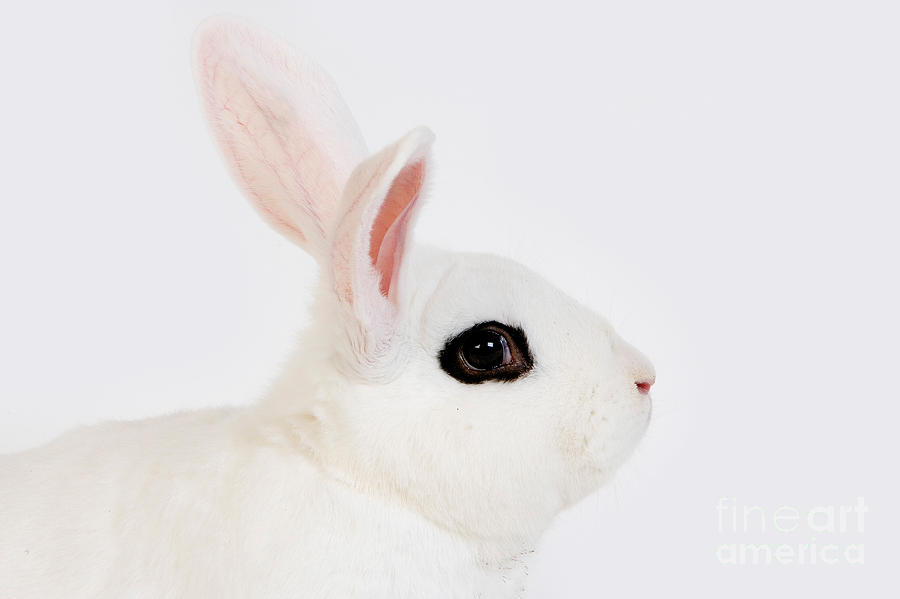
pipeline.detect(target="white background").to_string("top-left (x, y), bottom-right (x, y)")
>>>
top-left (1, 1), bottom-right (898, 596)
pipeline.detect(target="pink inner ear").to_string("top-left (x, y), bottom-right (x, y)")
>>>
top-left (369, 159), bottom-right (425, 298)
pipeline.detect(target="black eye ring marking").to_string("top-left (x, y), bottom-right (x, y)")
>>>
top-left (438, 321), bottom-right (534, 384)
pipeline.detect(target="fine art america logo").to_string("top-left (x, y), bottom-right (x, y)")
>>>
top-left (716, 497), bottom-right (867, 566)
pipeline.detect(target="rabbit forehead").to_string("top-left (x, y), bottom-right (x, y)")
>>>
top-left (402, 247), bottom-right (615, 364)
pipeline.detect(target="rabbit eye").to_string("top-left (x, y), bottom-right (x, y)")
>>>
top-left (439, 322), bottom-right (533, 384)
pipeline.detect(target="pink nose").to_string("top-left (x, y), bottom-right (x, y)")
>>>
top-left (635, 378), bottom-right (654, 395)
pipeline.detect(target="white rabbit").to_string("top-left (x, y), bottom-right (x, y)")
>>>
top-left (0, 17), bottom-right (655, 599)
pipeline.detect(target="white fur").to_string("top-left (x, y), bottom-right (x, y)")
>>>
top-left (0, 17), bottom-right (655, 599)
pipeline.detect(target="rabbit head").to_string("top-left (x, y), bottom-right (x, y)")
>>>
top-left (193, 18), bottom-right (654, 548)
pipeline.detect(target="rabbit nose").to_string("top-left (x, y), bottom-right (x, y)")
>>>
top-left (614, 336), bottom-right (655, 395)
top-left (635, 377), bottom-right (655, 395)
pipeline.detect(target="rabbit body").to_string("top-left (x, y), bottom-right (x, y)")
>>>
top-left (0, 403), bottom-right (526, 598)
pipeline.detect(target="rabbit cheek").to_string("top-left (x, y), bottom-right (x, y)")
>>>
top-left (588, 393), bottom-right (649, 471)
top-left (562, 382), bottom-right (649, 482)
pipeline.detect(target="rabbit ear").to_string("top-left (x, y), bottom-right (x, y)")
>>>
top-left (331, 127), bottom-right (434, 372)
top-left (192, 17), bottom-right (367, 257)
